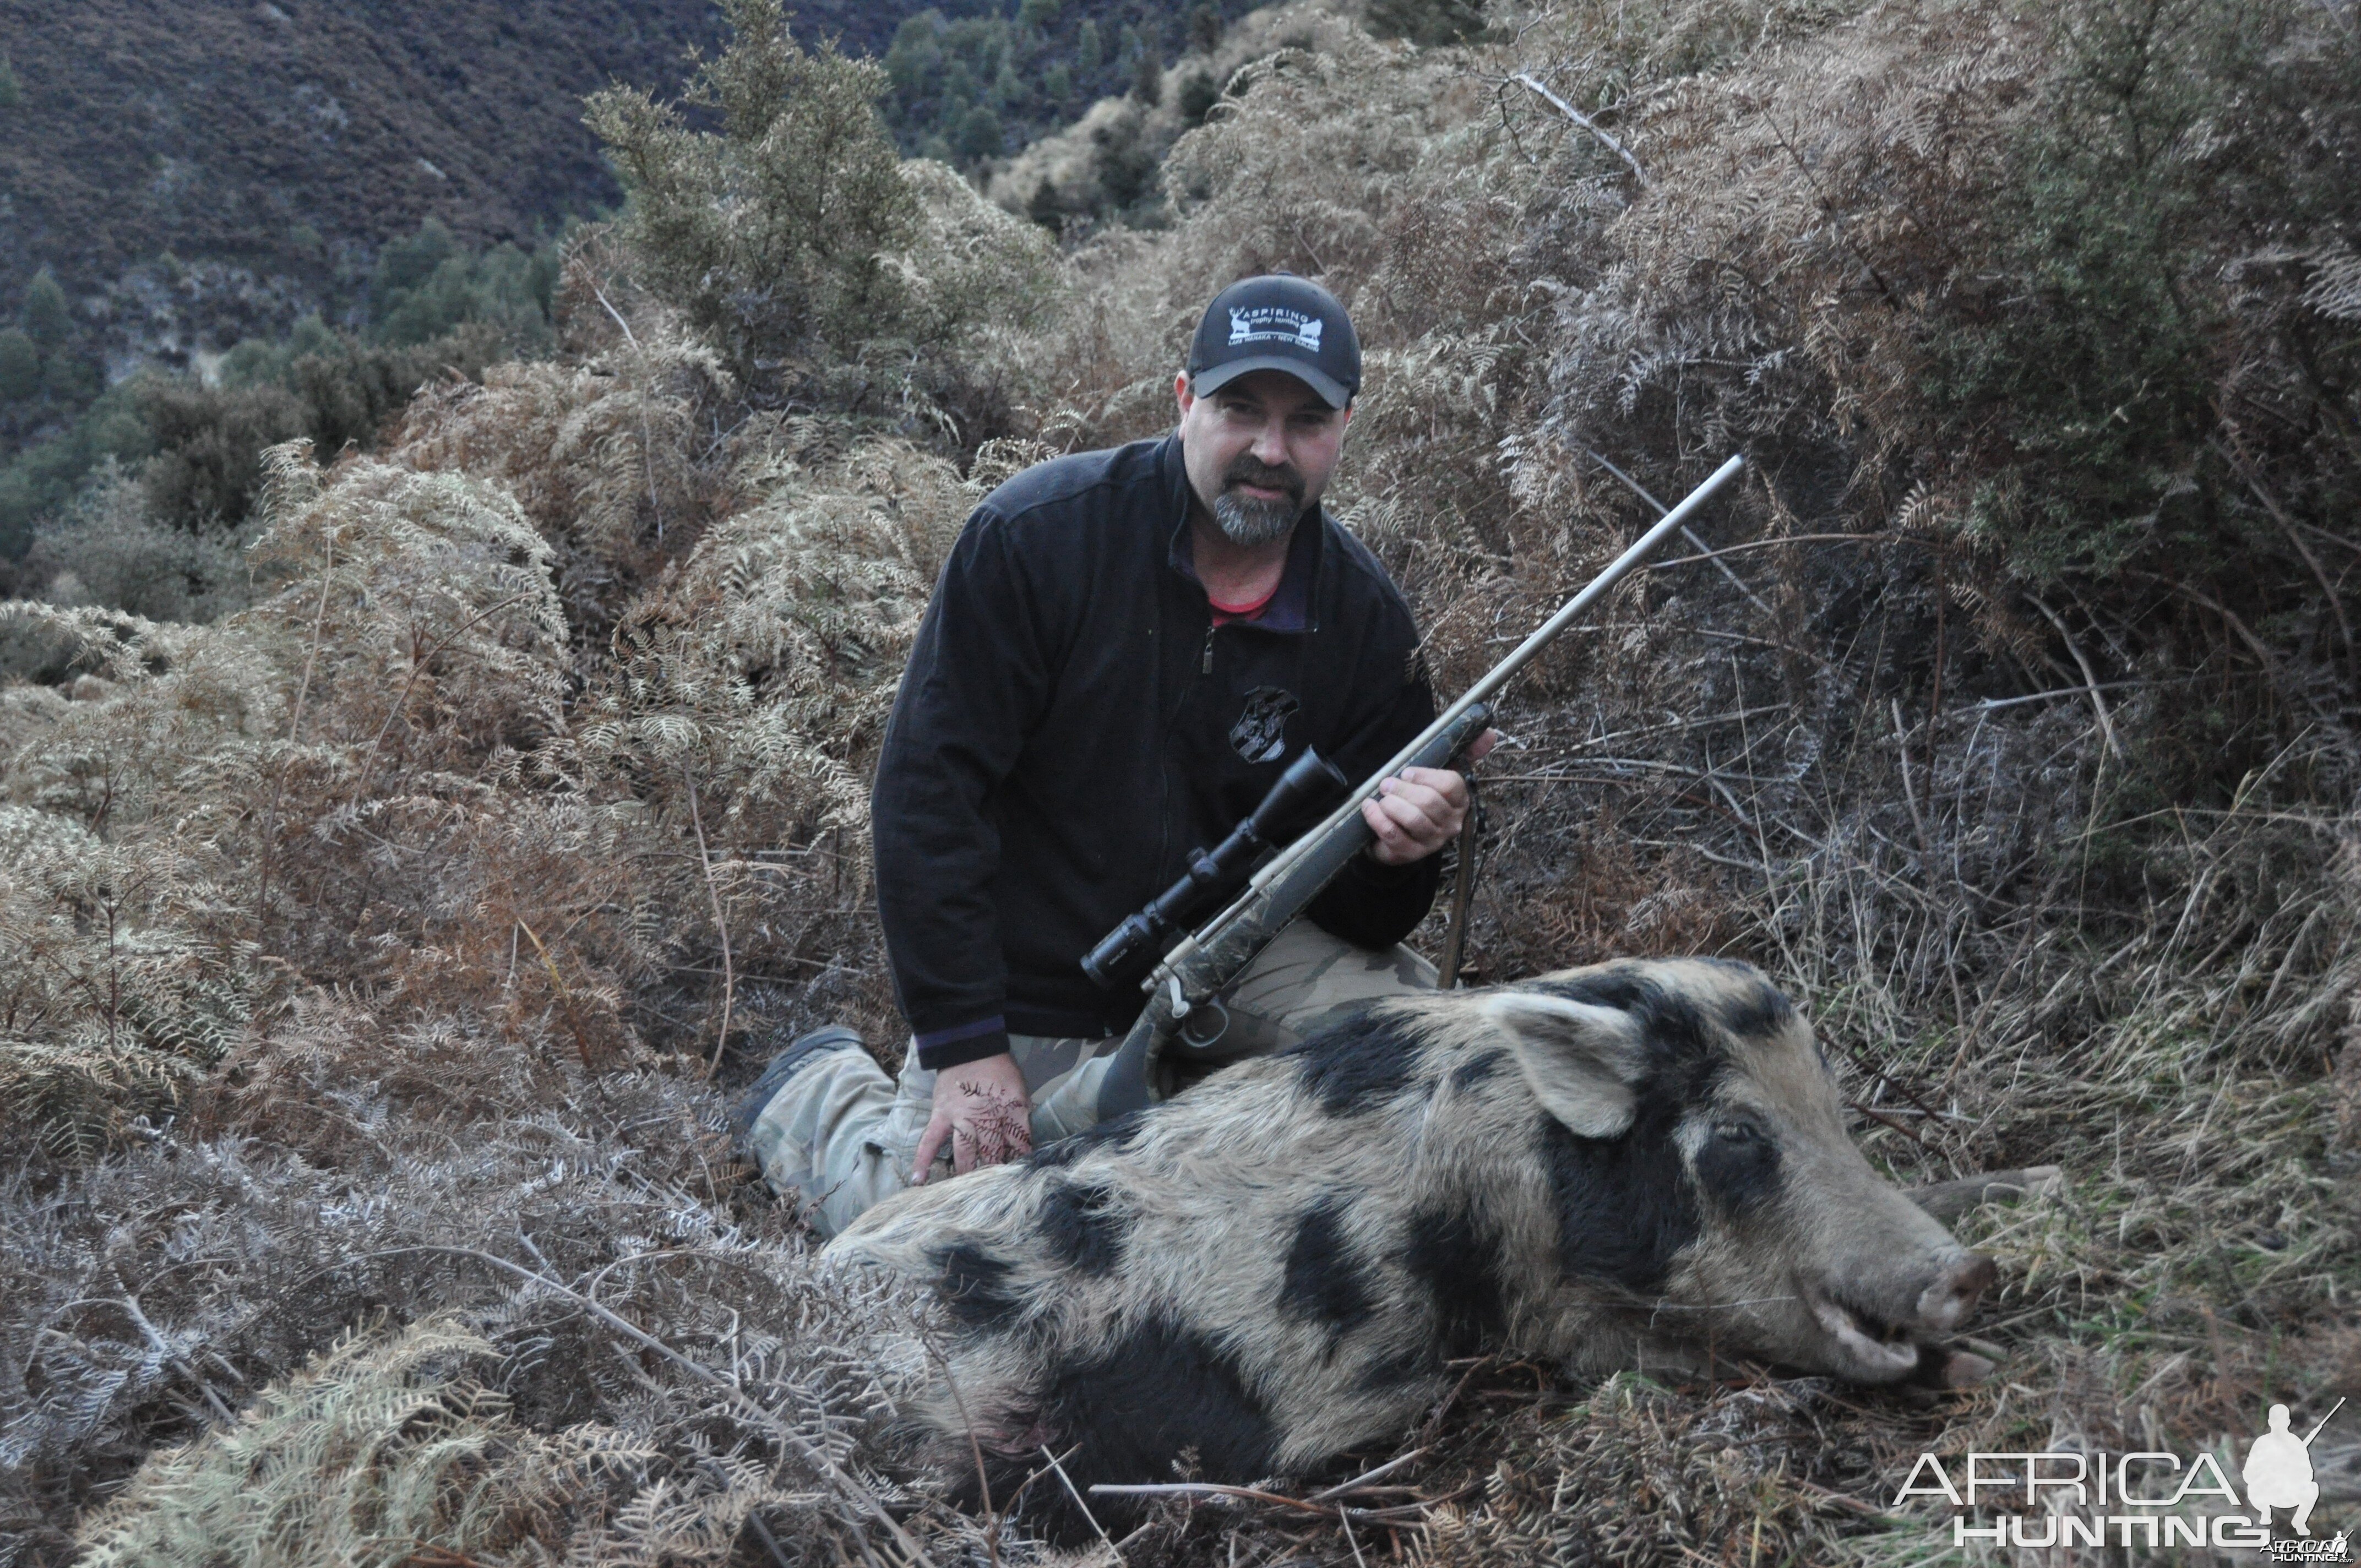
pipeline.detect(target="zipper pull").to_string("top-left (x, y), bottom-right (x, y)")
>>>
top-left (1201, 624), bottom-right (1216, 675)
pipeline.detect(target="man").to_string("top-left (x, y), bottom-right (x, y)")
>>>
top-left (732, 274), bottom-right (1489, 1237)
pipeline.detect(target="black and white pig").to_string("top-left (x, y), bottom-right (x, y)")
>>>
top-left (826, 958), bottom-right (1995, 1521)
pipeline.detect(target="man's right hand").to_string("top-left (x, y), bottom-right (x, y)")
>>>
top-left (911, 1051), bottom-right (1033, 1183)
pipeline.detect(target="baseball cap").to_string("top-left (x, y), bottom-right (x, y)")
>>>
top-left (1187, 274), bottom-right (1361, 410)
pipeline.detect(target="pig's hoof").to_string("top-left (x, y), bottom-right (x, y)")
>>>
top-left (1938, 1348), bottom-right (1996, 1387)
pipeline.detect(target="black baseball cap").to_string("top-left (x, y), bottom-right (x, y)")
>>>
top-left (1187, 274), bottom-right (1361, 410)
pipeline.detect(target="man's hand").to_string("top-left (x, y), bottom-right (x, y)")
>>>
top-left (911, 1051), bottom-right (1033, 1183)
top-left (1362, 729), bottom-right (1499, 867)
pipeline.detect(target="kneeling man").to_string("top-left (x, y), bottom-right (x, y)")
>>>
top-left (734, 275), bottom-right (1488, 1235)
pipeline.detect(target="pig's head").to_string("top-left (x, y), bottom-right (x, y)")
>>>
top-left (1481, 959), bottom-right (1995, 1385)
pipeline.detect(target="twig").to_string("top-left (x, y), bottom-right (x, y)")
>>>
top-left (589, 279), bottom-right (667, 538)
top-left (516, 919), bottom-right (599, 1070)
top-left (1509, 73), bottom-right (1649, 185)
top-left (258, 502), bottom-right (336, 925)
top-left (1340, 1507), bottom-right (1372, 1568)
top-left (2025, 596), bottom-right (2124, 761)
top-left (1089, 1482), bottom-right (1336, 1515)
top-left (683, 765), bottom-right (736, 1081)
top-left (111, 1287), bottom-right (238, 1428)
top-left (1582, 448), bottom-right (1772, 616)
top-left (1085, 1480), bottom-right (1464, 1527)
top-left (1419, 1360), bottom-right (1487, 1447)
top-left (590, 281), bottom-right (640, 349)
top-left (1042, 1446), bottom-right (1125, 1563)
top-left (285, 510), bottom-right (336, 748)
top-left (922, 1335), bottom-right (1004, 1568)
top-left (2216, 438), bottom-right (2354, 675)
top-left (1308, 1449), bottom-right (1428, 1502)
top-left (1849, 1101), bottom-right (1928, 1147)
top-left (1891, 700), bottom-right (1929, 851)
top-left (1648, 531), bottom-right (1908, 566)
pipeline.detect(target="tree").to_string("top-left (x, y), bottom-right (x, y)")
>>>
top-left (1188, 4), bottom-right (1225, 52)
top-left (1027, 178), bottom-right (1064, 229)
top-left (955, 104), bottom-right (1005, 164)
top-left (584, 0), bottom-right (919, 388)
top-left (0, 55), bottom-right (21, 110)
top-left (1366, 0), bottom-right (1495, 45)
top-left (1131, 46), bottom-right (1164, 106)
top-left (1076, 19), bottom-right (1103, 75)
top-left (1176, 68), bottom-right (1221, 128)
top-left (22, 268), bottom-right (70, 348)
top-left (1016, 0), bottom-right (1060, 29)
top-left (0, 329), bottom-right (36, 401)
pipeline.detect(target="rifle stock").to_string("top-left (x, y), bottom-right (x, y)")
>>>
top-left (1094, 704), bottom-right (1493, 1118)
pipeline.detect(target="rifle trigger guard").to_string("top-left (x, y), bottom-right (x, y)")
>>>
top-left (1177, 997), bottom-right (1231, 1054)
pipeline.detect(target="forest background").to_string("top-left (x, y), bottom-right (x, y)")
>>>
top-left (1, 0), bottom-right (2357, 1561)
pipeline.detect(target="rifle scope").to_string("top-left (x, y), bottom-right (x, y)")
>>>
top-left (1080, 747), bottom-right (1347, 989)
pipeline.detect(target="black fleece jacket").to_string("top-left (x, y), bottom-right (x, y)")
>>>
top-left (872, 434), bottom-right (1441, 1070)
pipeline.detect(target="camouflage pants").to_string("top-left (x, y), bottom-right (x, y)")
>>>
top-left (744, 921), bottom-right (1435, 1238)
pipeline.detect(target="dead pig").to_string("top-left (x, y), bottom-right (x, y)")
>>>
top-left (826, 957), bottom-right (1995, 1523)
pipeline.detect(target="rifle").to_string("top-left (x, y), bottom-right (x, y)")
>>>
top-left (1094, 453), bottom-right (1747, 1118)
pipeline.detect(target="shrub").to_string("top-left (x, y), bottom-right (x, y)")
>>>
top-left (367, 220), bottom-right (560, 350)
top-left (20, 463), bottom-right (255, 624)
top-left (20, 266), bottom-right (70, 348)
top-left (0, 384), bottom-right (153, 557)
top-left (137, 324), bottom-right (506, 532)
top-left (1925, 0), bottom-right (2360, 589)
top-left (585, 0), bottom-right (921, 394)
top-left (1366, 0), bottom-right (1498, 45)
top-left (0, 327), bottom-right (35, 401)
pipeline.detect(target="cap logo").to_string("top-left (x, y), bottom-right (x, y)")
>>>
top-left (1228, 306), bottom-right (1325, 351)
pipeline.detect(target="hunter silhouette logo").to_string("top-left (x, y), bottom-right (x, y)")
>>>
top-left (1896, 1396), bottom-right (2349, 1552)
top-left (2248, 1398), bottom-right (2342, 1539)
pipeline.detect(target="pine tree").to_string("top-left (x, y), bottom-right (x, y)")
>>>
top-left (23, 268), bottom-right (71, 347)
top-left (0, 328), bottom-right (36, 400)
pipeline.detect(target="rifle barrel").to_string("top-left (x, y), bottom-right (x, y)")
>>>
top-left (1249, 452), bottom-right (1746, 891)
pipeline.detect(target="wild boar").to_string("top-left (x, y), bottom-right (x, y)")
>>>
top-left (826, 958), bottom-right (1995, 1526)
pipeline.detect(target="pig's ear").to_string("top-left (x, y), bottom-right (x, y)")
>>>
top-left (1482, 993), bottom-right (1645, 1137)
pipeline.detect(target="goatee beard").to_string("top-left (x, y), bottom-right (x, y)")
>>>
top-left (1212, 488), bottom-right (1300, 547)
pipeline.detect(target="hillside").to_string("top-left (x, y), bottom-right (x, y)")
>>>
top-left (0, 0), bottom-right (1271, 377)
top-left (0, 1), bottom-right (724, 356)
top-left (2, 0), bottom-right (2358, 1563)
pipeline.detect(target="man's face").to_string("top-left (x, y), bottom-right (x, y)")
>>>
top-left (1175, 368), bottom-right (1352, 547)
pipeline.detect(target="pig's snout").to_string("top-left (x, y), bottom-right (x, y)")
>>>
top-left (1914, 1252), bottom-right (1996, 1334)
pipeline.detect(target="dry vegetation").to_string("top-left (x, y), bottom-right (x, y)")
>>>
top-left (3, 0), bottom-right (2358, 1562)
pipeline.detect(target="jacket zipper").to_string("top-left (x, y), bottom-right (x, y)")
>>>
top-left (1201, 623), bottom-right (1216, 674)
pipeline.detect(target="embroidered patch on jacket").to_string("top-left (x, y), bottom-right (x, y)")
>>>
top-left (1231, 686), bottom-right (1300, 765)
